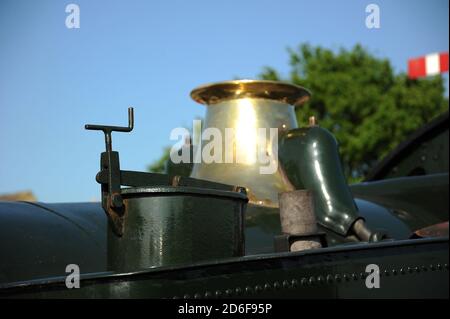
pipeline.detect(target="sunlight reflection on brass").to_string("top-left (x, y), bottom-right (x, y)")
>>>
top-left (190, 80), bottom-right (311, 207)
top-left (235, 99), bottom-right (257, 165)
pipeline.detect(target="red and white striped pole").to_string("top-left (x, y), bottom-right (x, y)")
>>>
top-left (408, 52), bottom-right (449, 79)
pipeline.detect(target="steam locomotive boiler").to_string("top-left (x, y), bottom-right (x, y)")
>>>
top-left (0, 80), bottom-right (448, 298)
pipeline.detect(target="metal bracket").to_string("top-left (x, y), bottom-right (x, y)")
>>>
top-left (274, 232), bottom-right (328, 252)
top-left (85, 107), bottom-right (134, 236)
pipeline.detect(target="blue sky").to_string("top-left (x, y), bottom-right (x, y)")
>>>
top-left (0, 0), bottom-right (448, 202)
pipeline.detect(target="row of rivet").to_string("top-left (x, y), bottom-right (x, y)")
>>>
top-left (173, 263), bottom-right (448, 299)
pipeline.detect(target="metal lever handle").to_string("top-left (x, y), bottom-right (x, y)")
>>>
top-left (84, 107), bottom-right (134, 236)
top-left (85, 107), bottom-right (134, 151)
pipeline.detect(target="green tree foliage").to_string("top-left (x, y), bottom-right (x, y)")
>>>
top-left (147, 146), bottom-right (170, 173)
top-left (260, 44), bottom-right (448, 181)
